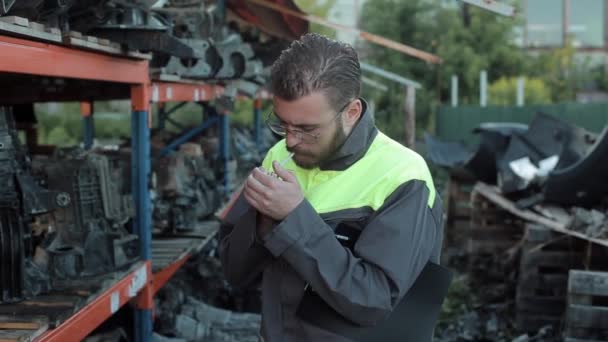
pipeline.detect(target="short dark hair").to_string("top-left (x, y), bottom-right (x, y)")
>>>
top-left (270, 33), bottom-right (361, 111)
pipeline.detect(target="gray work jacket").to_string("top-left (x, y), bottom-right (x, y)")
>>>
top-left (220, 102), bottom-right (444, 341)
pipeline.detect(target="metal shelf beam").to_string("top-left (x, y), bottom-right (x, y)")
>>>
top-left (150, 82), bottom-right (223, 103)
top-left (36, 262), bottom-right (151, 342)
top-left (0, 36), bottom-right (148, 83)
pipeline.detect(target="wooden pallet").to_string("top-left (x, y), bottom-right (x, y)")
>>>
top-left (515, 224), bottom-right (588, 331)
top-left (467, 189), bottom-right (524, 254)
top-left (445, 175), bottom-right (474, 223)
top-left (565, 270), bottom-right (608, 341)
top-left (515, 225), bottom-right (583, 332)
top-left (443, 175), bottom-right (474, 255)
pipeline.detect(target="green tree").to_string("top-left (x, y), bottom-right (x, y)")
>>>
top-left (46, 126), bottom-right (77, 147)
top-left (525, 41), bottom-right (596, 103)
top-left (360, 0), bottom-right (530, 138)
top-left (295, 0), bottom-right (337, 37)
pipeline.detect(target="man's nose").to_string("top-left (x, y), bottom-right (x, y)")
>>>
top-left (285, 130), bottom-right (302, 149)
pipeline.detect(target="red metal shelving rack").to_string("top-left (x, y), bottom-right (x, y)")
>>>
top-left (0, 28), bottom-right (270, 341)
top-left (0, 33), bottom-right (157, 342)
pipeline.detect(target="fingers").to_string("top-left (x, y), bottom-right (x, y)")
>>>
top-left (252, 167), bottom-right (278, 188)
top-left (244, 172), bottom-right (272, 213)
top-left (273, 161), bottom-right (297, 183)
top-left (243, 185), bottom-right (264, 212)
top-left (246, 172), bottom-right (268, 195)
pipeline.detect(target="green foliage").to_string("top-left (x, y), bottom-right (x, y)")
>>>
top-left (592, 64), bottom-right (608, 92)
top-left (294, 0), bottom-right (337, 37)
top-left (361, 0), bottom-right (533, 139)
top-left (46, 126), bottom-right (78, 147)
top-left (438, 275), bottom-right (478, 325)
top-left (489, 77), bottom-right (551, 106)
top-left (95, 117), bottom-right (131, 139)
top-left (360, 0), bottom-right (599, 138)
top-left (33, 99), bottom-right (263, 146)
top-left (231, 99), bottom-right (255, 126)
top-left (36, 103), bottom-right (83, 146)
top-left (524, 42), bottom-right (581, 102)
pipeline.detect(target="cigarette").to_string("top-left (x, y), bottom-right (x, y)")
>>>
top-left (280, 152), bottom-right (295, 166)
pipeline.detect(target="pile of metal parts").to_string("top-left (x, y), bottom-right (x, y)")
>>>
top-left (34, 148), bottom-right (139, 285)
top-left (425, 112), bottom-right (608, 209)
top-left (0, 106), bottom-right (138, 303)
top-left (153, 143), bottom-right (221, 233)
top-left (154, 240), bottom-right (262, 342)
top-left (0, 106), bottom-right (64, 302)
top-left (0, 0), bottom-right (306, 84)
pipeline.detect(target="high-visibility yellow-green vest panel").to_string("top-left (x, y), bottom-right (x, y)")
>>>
top-left (262, 132), bottom-right (436, 214)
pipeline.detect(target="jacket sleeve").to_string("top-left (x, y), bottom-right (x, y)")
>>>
top-left (261, 179), bottom-right (443, 326)
top-left (219, 192), bottom-right (275, 288)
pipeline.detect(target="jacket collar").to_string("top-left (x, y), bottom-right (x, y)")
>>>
top-left (319, 98), bottom-right (378, 171)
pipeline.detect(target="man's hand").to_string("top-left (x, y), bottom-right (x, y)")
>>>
top-left (244, 161), bottom-right (304, 221)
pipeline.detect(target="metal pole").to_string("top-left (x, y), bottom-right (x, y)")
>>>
top-left (81, 101), bottom-right (94, 149)
top-left (131, 109), bottom-right (152, 342)
top-left (404, 85), bottom-right (416, 149)
top-left (517, 77), bottom-right (525, 106)
top-left (563, 0), bottom-right (570, 46)
top-left (219, 113), bottom-right (231, 195)
top-left (159, 117), bottom-right (219, 157)
top-left (480, 70), bottom-right (487, 107)
top-left (253, 99), bottom-right (263, 153)
top-left (451, 75), bottom-right (459, 107)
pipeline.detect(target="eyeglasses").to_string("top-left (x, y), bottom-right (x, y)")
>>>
top-left (265, 100), bottom-right (352, 142)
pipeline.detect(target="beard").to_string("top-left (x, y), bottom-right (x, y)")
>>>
top-left (288, 120), bottom-right (348, 170)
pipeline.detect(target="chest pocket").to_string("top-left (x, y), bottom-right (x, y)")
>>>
top-left (322, 210), bottom-right (372, 252)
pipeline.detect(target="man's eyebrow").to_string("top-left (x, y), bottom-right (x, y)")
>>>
top-left (274, 112), bottom-right (318, 129)
top-left (294, 123), bottom-right (318, 130)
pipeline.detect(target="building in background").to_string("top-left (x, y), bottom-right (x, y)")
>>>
top-left (327, 0), bottom-right (367, 44)
top-left (520, 0), bottom-right (606, 60)
top-left (518, 0), bottom-right (608, 102)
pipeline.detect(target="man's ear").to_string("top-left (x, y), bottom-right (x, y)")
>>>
top-left (344, 99), bottom-right (363, 128)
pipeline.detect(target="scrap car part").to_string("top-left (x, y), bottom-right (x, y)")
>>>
top-left (38, 150), bottom-right (138, 282)
top-left (463, 123), bottom-right (528, 184)
top-left (90, 5), bottom-right (200, 59)
top-left (214, 33), bottom-right (263, 79)
top-left (0, 107), bottom-right (64, 303)
top-left (543, 127), bottom-right (608, 207)
top-left (156, 1), bottom-right (223, 39)
top-left (0, 208), bottom-right (25, 302)
top-left (498, 113), bottom-right (595, 194)
top-left (161, 39), bottom-right (221, 78)
top-left (0, 0), bottom-right (16, 14)
top-left (153, 143), bottom-right (220, 232)
top-left (423, 132), bottom-right (471, 169)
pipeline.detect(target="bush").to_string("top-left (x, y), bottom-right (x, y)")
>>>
top-left (489, 77), bottom-right (552, 106)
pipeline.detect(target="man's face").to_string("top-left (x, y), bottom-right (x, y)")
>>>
top-left (273, 92), bottom-right (348, 169)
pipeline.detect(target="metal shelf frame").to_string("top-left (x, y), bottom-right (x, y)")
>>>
top-left (0, 32), bottom-right (271, 342)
